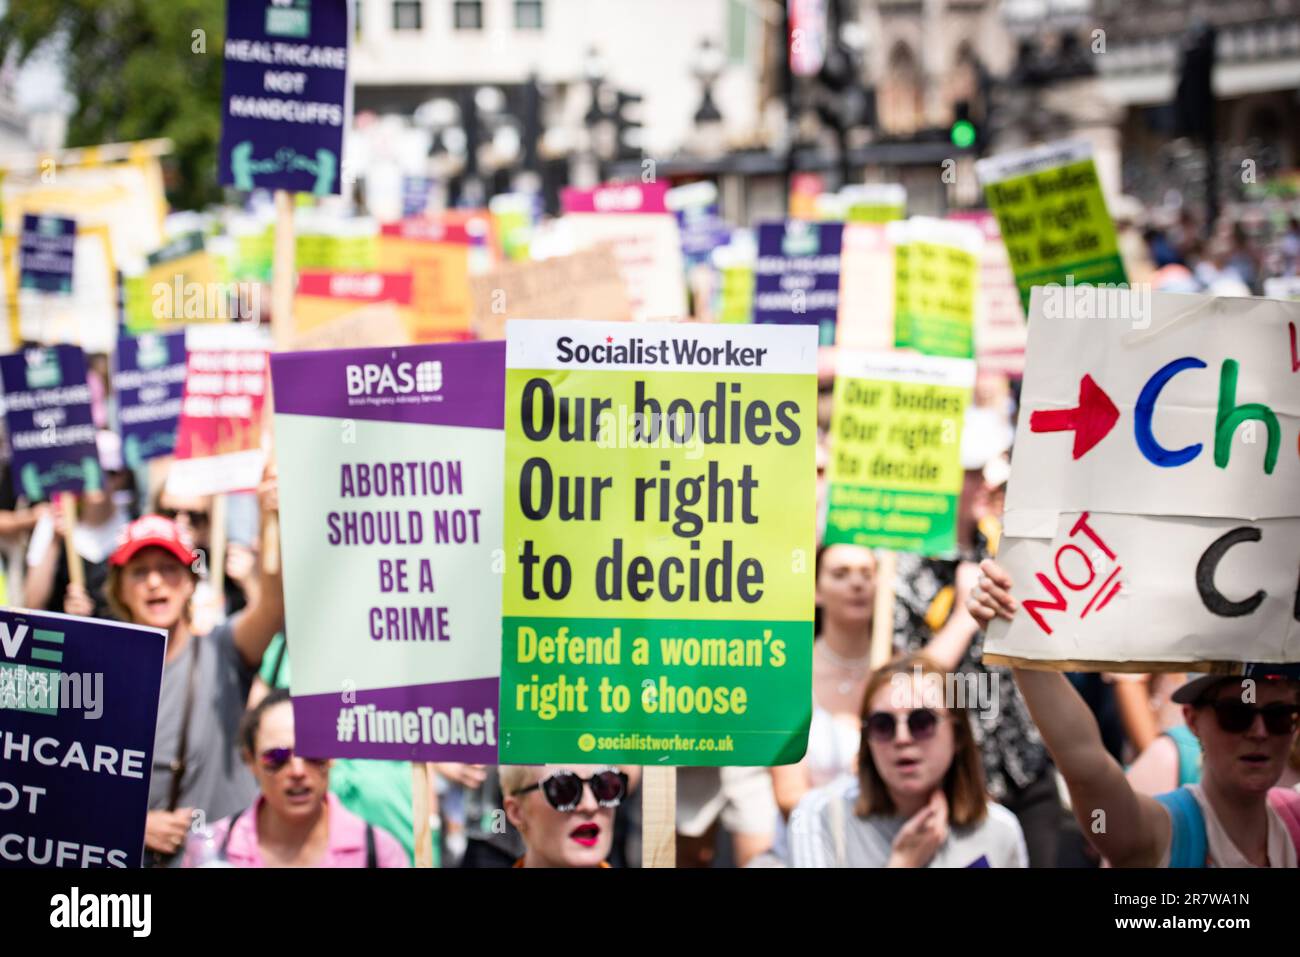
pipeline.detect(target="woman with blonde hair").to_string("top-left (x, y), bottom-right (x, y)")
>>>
top-left (790, 653), bottom-right (1028, 867)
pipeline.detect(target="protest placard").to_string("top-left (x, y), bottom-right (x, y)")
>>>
top-left (271, 341), bottom-right (503, 761)
top-left (976, 140), bottom-right (1127, 313)
top-left (667, 182), bottom-right (733, 271)
top-left (289, 306), bottom-right (412, 352)
top-left (754, 221), bottom-right (843, 346)
top-left (0, 346), bottom-right (100, 502)
top-left (376, 219), bottom-right (476, 341)
top-left (166, 324), bottom-right (270, 497)
top-left (716, 258), bottom-right (755, 325)
top-left (985, 288), bottom-right (1300, 669)
top-left (840, 183), bottom-right (906, 223)
top-left (113, 331), bottom-right (188, 469)
top-left (0, 607), bottom-right (165, 868)
top-left (1264, 277), bottom-right (1300, 301)
top-left (295, 213), bottom-right (378, 271)
top-left (949, 211), bottom-right (1027, 377)
top-left (891, 217), bottom-right (981, 359)
top-left (489, 193), bottom-right (537, 263)
top-left (501, 320), bottom-right (818, 766)
top-left (836, 223), bottom-right (894, 351)
top-left (402, 176), bottom-right (436, 220)
top-left (2, 143), bottom-right (166, 272)
top-left (218, 0), bottom-right (350, 195)
top-left (19, 215), bottom-right (76, 294)
top-left (469, 245), bottom-right (633, 340)
top-left (560, 183), bottom-right (688, 322)
top-left (12, 227), bottom-right (118, 354)
top-left (123, 232), bottom-right (226, 333)
top-left (294, 270), bottom-right (417, 341)
top-left (825, 351), bottom-right (975, 554)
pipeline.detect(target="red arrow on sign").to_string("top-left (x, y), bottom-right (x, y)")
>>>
top-left (1029, 374), bottom-right (1120, 460)
top-left (1290, 322), bottom-right (1299, 373)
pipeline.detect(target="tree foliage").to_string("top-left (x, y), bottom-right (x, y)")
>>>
top-left (0, 0), bottom-right (226, 211)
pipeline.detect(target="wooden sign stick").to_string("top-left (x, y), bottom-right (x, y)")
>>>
top-left (58, 493), bottom-right (86, 591)
top-left (261, 188), bottom-right (295, 576)
top-left (870, 550), bottom-right (897, 669)
top-left (411, 762), bottom-right (435, 868)
top-left (209, 493), bottom-right (228, 611)
top-left (641, 765), bottom-right (676, 868)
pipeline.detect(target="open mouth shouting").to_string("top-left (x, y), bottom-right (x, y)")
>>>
top-left (569, 822), bottom-right (601, 848)
top-left (894, 755), bottom-right (923, 775)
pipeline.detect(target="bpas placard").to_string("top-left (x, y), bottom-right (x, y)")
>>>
top-left (501, 321), bottom-right (818, 766)
top-left (0, 608), bottom-right (165, 868)
top-left (0, 345), bottom-right (100, 502)
top-left (825, 351), bottom-right (975, 555)
top-left (272, 342), bottom-right (503, 761)
top-left (218, 0), bottom-right (351, 195)
top-left (985, 289), bottom-right (1300, 669)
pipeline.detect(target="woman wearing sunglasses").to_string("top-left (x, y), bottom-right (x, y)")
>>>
top-left (969, 559), bottom-right (1300, 867)
top-left (790, 654), bottom-right (1028, 867)
top-left (184, 689), bottom-right (407, 867)
top-left (501, 765), bottom-right (635, 868)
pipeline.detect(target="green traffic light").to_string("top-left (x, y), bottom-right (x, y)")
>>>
top-left (950, 119), bottom-right (976, 149)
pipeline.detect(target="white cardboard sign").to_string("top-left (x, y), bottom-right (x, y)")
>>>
top-left (985, 288), bottom-right (1300, 668)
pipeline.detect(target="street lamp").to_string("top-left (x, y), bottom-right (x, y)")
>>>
top-left (692, 38), bottom-right (726, 159)
top-left (581, 47), bottom-right (618, 181)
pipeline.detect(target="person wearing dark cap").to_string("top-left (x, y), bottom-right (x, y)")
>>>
top-left (105, 471), bottom-right (284, 867)
top-left (970, 559), bottom-right (1300, 868)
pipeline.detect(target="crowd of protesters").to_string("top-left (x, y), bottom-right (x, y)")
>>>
top-left (1, 196), bottom-right (1299, 870)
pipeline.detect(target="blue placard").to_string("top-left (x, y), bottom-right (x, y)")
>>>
top-left (19, 215), bottom-right (76, 294)
top-left (0, 608), bottom-right (165, 868)
top-left (753, 220), bottom-right (843, 346)
top-left (113, 331), bottom-right (188, 469)
top-left (0, 346), bottom-right (100, 502)
top-left (218, 0), bottom-right (350, 196)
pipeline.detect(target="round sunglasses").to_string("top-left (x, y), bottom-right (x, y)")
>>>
top-left (514, 769), bottom-right (629, 812)
top-left (864, 708), bottom-right (943, 744)
top-left (1208, 700), bottom-right (1300, 736)
top-left (259, 747), bottom-right (328, 773)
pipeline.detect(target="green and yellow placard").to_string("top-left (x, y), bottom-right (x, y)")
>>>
top-left (501, 320), bottom-right (818, 766)
top-left (825, 350), bottom-right (975, 555)
top-left (976, 140), bottom-right (1127, 313)
top-left (891, 218), bottom-right (980, 359)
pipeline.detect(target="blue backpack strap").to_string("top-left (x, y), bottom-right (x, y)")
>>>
top-left (1164, 725), bottom-right (1202, 786)
top-left (1156, 787), bottom-right (1207, 868)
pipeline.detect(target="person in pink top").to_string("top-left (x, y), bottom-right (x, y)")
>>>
top-left (184, 689), bottom-right (407, 868)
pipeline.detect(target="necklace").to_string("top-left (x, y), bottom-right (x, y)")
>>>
top-left (816, 640), bottom-right (872, 695)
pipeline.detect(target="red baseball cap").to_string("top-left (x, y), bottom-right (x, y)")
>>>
top-left (110, 515), bottom-right (198, 569)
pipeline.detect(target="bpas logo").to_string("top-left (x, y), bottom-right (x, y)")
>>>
top-left (345, 360), bottom-right (442, 396)
top-left (266, 0), bottom-right (311, 38)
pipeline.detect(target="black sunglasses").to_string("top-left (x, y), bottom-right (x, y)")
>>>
top-left (160, 506), bottom-right (211, 527)
top-left (864, 708), bottom-right (942, 743)
top-left (259, 747), bottom-right (328, 773)
top-left (515, 769), bottom-right (629, 812)
top-left (1209, 700), bottom-right (1300, 736)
